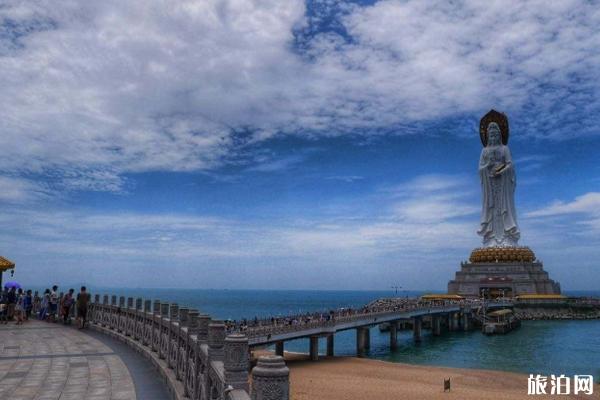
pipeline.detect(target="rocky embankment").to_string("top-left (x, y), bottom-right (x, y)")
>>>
top-left (514, 305), bottom-right (600, 320)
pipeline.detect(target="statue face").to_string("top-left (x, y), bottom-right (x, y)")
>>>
top-left (487, 123), bottom-right (501, 146)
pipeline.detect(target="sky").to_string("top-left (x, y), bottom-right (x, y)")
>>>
top-left (1, 0), bottom-right (600, 290)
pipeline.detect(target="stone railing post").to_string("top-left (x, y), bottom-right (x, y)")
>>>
top-left (175, 308), bottom-right (190, 381)
top-left (118, 296), bottom-right (126, 333)
top-left (143, 300), bottom-right (152, 346)
top-left (208, 321), bottom-right (225, 361)
top-left (161, 303), bottom-right (170, 317)
top-left (151, 300), bottom-right (162, 352)
top-left (184, 311), bottom-right (200, 398)
top-left (159, 303), bottom-right (170, 359)
top-left (187, 311), bottom-right (200, 335)
top-left (251, 356), bottom-right (289, 400)
top-left (126, 297), bottom-right (135, 336)
top-left (110, 295), bottom-right (118, 329)
top-left (224, 334), bottom-right (249, 392)
top-left (168, 304), bottom-right (180, 368)
top-left (179, 308), bottom-right (189, 327)
top-left (197, 314), bottom-right (210, 342)
top-left (101, 295), bottom-right (109, 326)
top-left (170, 303), bottom-right (179, 320)
top-left (134, 298), bottom-right (143, 340)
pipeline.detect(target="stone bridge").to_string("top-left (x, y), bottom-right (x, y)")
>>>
top-left (234, 300), bottom-right (512, 360)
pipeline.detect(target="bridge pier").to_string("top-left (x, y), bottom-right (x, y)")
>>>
top-left (432, 316), bottom-right (441, 336)
top-left (356, 327), bottom-right (370, 356)
top-left (309, 336), bottom-right (319, 361)
top-left (390, 323), bottom-right (398, 350)
top-left (448, 312), bottom-right (459, 331)
top-left (326, 334), bottom-right (334, 357)
top-left (462, 312), bottom-right (471, 331)
top-left (413, 317), bottom-right (422, 342)
top-left (275, 341), bottom-right (284, 357)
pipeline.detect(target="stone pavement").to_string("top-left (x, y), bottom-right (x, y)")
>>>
top-left (0, 320), bottom-right (168, 400)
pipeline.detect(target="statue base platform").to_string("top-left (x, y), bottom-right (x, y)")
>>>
top-left (447, 247), bottom-right (561, 298)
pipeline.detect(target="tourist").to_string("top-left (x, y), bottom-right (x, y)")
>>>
top-left (48, 285), bottom-right (58, 322)
top-left (76, 286), bottom-right (90, 329)
top-left (39, 289), bottom-right (50, 320)
top-left (0, 289), bottom-right (7, 324)
top-left (25, 290), bottom-right (33, 320)
top-left (62, 288), bottom-right (75, 325)
top-left (15, 288), bottom-right (25, 325)
top-left (32, 291), bottom-right (41, 316)
top-left (6, 286), bottom-right (16, 321)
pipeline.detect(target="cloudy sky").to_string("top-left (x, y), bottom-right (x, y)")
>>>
top-left (1, 0), bottom-right (599, 290)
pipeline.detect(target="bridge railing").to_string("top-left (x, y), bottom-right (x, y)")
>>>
top-left (88, 295), bottom-right (290, 400)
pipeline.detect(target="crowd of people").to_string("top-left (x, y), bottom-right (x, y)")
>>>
top-left (0, 285), bottom-right (91, 329)
top-left (226, 298), bottom-right (449, 333)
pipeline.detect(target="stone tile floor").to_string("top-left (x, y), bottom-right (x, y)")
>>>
top-left (0, 320), bottom-right (136, 400)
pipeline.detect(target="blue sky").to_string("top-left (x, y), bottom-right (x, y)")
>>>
top-left (1, 0), bottom-right (600, 290)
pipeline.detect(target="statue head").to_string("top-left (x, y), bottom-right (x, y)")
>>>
top-left (487, 122), bottom-right (501, 146)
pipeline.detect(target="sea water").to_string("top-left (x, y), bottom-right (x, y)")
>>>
top-left (88, 288), bottom-right (600, 380)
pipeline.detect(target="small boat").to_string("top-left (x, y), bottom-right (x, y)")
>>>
top-left (483, 309), bottom-right (521, 334)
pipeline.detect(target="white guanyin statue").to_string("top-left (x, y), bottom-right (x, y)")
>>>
top-left (477, 112), bottom-right (520, 247)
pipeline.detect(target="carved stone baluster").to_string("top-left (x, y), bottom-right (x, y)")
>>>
top-left (185, 312), bottom-right (200, 399)
top-left (134, 298), bottom-right (143, 340)
top-left (208, 321), bottom-right (225, 361)
top-left (224, 334), bottom-right (249, 392)
top-left (159, 303), bottom-right (170, 359)
top-left (143, 300), bottom-right (152, 346)
top-left (110, 295), bottom-right (118, 330)
top-left (176, 308), bottom-right (189, 380)
top-left (251, 356), bottom-right (290, 400)
top-left (168, 304), bottom-right (179, 369)
top-left (152, 300), bottom-right (162, 353)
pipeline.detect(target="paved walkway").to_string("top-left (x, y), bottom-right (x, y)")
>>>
top-left (0, 320), bottom-right (169, 400)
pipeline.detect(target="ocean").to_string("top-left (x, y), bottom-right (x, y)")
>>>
top-left (80, 288), bottom-right (600, 380)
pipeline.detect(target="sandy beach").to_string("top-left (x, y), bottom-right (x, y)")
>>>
top-left (253, 351), bottom-right (599, 400)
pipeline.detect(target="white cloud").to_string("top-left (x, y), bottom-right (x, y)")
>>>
top-left (2, 0), bottom-right (600, 196)
top-left (526, 192), bottom-right (600, 217)
top-left (0, 176), bottom-right (48, 202)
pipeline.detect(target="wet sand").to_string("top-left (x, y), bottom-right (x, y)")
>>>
top-left (253, 351), bottom-right (599, 400)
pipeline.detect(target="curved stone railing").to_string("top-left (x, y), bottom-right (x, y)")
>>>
top-left (88, 295), bottom-right (290, 400)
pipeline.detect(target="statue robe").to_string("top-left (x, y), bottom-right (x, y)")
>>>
top-left (478, 144), bottom-right (520, 247)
